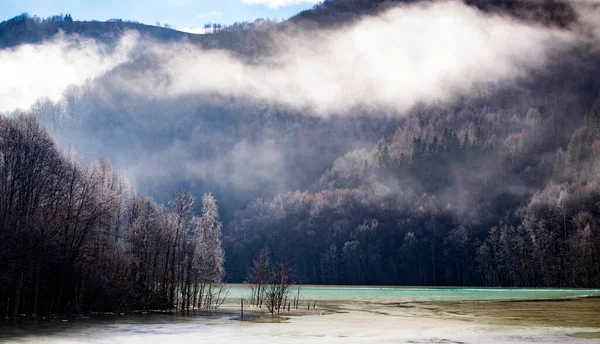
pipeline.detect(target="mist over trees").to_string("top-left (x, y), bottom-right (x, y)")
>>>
top-left (225, 105), bottom-right (600, 287)
top-left (1, 0), bottom-right (600, 310)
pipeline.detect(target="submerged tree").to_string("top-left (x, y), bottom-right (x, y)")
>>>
top-left (246, 247), bottom-right (270, 307)
top-left (265, 262), bottom-right (294, 316)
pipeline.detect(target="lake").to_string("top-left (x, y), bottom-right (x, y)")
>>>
top-left (1, 286), bottom-right (599, 343)
top-left (227, 284), bottom-right (600, 303)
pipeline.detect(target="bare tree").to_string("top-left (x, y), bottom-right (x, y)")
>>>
top-left (246, 247), bottom-right (270, 307)
top-left (265, 262), bottom-right (294, 316)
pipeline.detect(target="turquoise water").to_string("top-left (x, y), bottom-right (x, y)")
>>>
top-left (2, 286), bottom-right (600, 343)
top-left (226, 285), bottom-right (600, 303)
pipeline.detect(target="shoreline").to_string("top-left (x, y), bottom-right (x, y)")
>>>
top-left (2, 294), bottom-right (598, 325)
top-left (1, 297), bottom-right (599, 343)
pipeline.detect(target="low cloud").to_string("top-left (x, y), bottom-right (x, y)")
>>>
top-left (136, 1), bottom-right (575, 116)
top-left (3, 1), bottom-right (597, 117)
top-left (0, 31), bottom-right (137, 113)
top-left (177, 27), bottom-right (207, 34)
top-left (184, 140), bottom-right (284, 191)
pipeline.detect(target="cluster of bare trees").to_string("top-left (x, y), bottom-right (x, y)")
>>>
top-left (245, 248), bottom-right (294, 315)
top-left (0, 115), bottom-right (226, 320)
top-left (476, 183), bottom-right (600, 287)
top-left (127, 190), bottom-right (227, 312)
top-left (477, 111), bottom-right (600, 287)
top-left (264, 263), bottom-right (294, 315)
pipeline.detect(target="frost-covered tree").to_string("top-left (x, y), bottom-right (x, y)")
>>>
top-left (199, 193), bottom-right (224, 282)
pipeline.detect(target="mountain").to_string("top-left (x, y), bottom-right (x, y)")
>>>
top-left (289, 0), bottom-right (577, 28)
top-left (0, 0), bottom-right (579, 50)
top-left (1, 0), bottom-right (600, 299)
top-left (0, 13), bottom-right (199, 49)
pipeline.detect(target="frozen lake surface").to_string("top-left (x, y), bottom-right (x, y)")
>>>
top-left (1, 286), bottom-right (600, 343)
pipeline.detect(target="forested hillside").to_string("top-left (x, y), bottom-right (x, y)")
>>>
top-left (290, 0), bottom-right (577, 28)
top-left (0, 13), bottom-right (192, 49)
top-left (0, 12), bottom-right (281, 56)
top-left (226, 109), bottom-right (600, 286)
top-left (1, 0), bottom-right (600, 317)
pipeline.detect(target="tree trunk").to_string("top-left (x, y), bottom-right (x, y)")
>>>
top-left (5, 297), bottom-right (10, 320)
top-left (34, 263), bottom-right (40, 319)
top-left (13, 272), bottom-right (23, 321)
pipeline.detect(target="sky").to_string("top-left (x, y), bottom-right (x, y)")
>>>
top-left (0, 0), bottom-right (319, 32)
